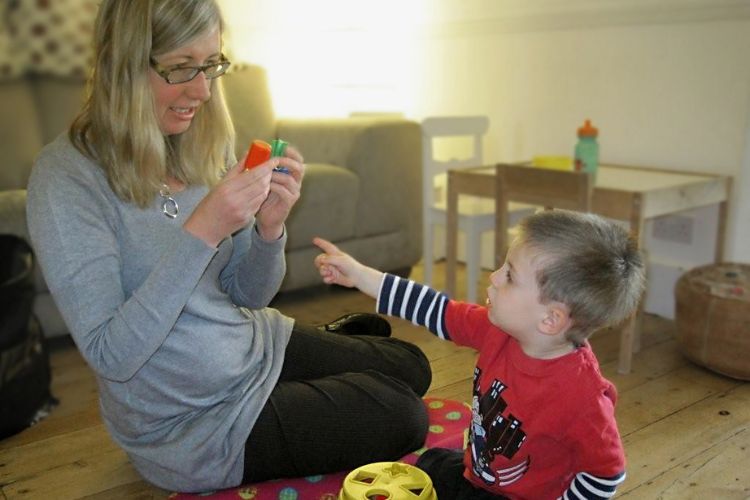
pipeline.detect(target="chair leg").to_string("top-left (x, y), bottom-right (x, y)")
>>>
top-left (465, 226), bottom-right (481, 304)
top-left (632, 308), bottom-right (644, 353)
top-left (423, 221), bottom-right (434, 286)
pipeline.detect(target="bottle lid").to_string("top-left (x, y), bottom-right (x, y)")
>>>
top-left (577, 119), bottom-right (598, 137)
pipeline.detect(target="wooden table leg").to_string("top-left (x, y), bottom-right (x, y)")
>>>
top-left (618, 193), bottom-right (644, 374)
top-left (714, 177), bottom-right (731, 263)
top-left (617, 315), bottom-right (635, 375)
top-left (494, 167), bottom-right (507, 270)
top-left (446, 171), bottom-right (459, 298)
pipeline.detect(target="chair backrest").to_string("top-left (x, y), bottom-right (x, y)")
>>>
top-left (421, 116), bottom-right (490, 210)
top-left (494, 163), bottom-right (593, 264)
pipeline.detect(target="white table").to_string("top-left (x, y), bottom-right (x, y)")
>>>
top-left (445, 163), bottom-right (732, 374)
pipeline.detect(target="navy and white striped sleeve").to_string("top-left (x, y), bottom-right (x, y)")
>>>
top-left (559, 471), bottom-right (626, 499)
top-left (376, 274), bottom-right (451, 340)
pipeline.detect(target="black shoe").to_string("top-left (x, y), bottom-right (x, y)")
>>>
top-left (318, 313), bottom-right (392, 337)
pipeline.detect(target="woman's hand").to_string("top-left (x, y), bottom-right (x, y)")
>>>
top-left (183, 158), bottom-right (276, 248)
top-left (255, 145), bottom-right (305, 240)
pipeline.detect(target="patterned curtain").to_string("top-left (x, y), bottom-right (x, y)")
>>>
top-left (1, 0), bottom-right (100, 80)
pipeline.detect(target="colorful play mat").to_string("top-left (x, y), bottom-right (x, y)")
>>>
top-left (170, 397), bottom-right (470, 500)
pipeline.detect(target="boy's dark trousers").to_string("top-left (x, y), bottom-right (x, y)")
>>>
top-left (417, 448), bottom-right (508, 500)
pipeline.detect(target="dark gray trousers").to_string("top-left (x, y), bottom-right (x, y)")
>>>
top-left (416, 448), bottom-right (507, 500)
top-left (242, 323), bottom-right (432, 483)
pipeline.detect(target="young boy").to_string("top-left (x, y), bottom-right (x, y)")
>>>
top-left (313, 210), bottom-right (645, 500)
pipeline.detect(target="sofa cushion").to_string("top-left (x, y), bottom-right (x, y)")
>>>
top-left (285, 163), bottom-right (359, 251)
top-left (0, 81), bottom-right (43, 190)
top-left (280, 118), bottom-right (422, 241)
top-left (222, 65), bottom-right (277, 159)
top-left (0, 190), bottom-right (28, 240)
top-left (30, 76), bottom-right (86, 144)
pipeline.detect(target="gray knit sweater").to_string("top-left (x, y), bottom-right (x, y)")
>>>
top-left (26, 135), bottom-right (294, 492)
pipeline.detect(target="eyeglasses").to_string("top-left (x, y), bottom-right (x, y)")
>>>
top-left (150, 56), bottom-right (231, 84)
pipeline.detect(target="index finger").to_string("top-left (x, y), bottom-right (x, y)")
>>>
top-left (312, 236), bottom-right (340, 255)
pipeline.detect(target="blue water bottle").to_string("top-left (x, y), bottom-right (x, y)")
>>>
top-left (574, 119), bottom-right (599, 180)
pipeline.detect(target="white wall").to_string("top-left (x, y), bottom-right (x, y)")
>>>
top-left (418, 17), bottom-right (750, 174)
top-left (411, 0), bottom-right (750, 317)
top-left (729, 110), bottom-right (750, 261)
top-left (218, 0), bottom-right (427, 117)
top-left (219, 0), bottom-right (750, 269)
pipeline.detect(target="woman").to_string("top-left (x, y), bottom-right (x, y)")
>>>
top-left (26, 0), bottom-right (430, 493)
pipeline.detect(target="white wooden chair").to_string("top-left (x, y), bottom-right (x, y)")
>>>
top-left (422, 117), bottom-right (532, 302)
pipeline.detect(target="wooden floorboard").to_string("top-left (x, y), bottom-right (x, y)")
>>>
top-left (1, 261), bottom-right (748, 499)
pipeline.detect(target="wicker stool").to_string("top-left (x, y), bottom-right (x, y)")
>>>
top-left (674, 263), bottom-right (750, 380)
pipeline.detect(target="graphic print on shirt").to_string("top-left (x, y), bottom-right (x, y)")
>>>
top-left (470, 367), bottom-right (530, 486)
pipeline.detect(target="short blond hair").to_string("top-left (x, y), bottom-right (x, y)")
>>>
top-left (516, 210), bottom-right (646, 344)
top-left (70, 0), bottom-right (235, 207)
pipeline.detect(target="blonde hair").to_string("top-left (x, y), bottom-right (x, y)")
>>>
top-left (517, 210), bottom-right (646, 344)
top-left (70, 0), bottom-right (235, 207)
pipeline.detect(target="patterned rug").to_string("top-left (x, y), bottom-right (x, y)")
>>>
top-left (170, 398), bottom-right (470, 500)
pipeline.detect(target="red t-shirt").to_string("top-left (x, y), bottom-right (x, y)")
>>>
top-left (445, 300), bottom-right (625, 499)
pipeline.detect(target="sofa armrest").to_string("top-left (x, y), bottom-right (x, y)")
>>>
top-left (0, 189), bottom-right (30, 242)
top-left (277, 118), bottom-right (422, 248)
top-left (1, 188), bottom-right (68, 337)
top-left (0, 188), bottom-right (45, 291)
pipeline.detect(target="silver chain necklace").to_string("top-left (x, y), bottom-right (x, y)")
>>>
top-left (159, 184), bottom-right (179, 219)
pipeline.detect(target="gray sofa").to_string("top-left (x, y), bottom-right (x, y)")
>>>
top-left (0, 64), bottom-right (422, 338)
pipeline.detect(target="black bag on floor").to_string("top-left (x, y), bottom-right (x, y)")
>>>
top-left (0, 235), bottom-right (55, 440)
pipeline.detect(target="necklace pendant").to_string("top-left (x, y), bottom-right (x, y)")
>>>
top-left (160, 185), bottom-right (179, 219)
top-left (162, 197), bottom-right (179, 218)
